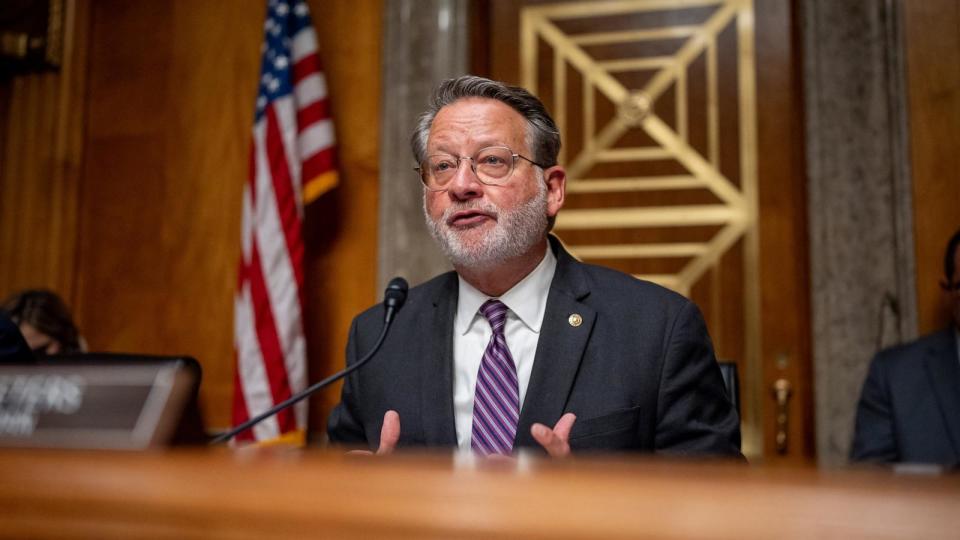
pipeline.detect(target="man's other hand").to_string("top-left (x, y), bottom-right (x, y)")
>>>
top-left (346, 410), bottom-right (400, 456)
top-left (531, 412), bottom-right (576, 457)
top-left (377, 410), bottom-right (400, 454)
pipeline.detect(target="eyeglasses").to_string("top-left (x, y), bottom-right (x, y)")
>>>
top-left (415, 146), bottom-right (546, 192)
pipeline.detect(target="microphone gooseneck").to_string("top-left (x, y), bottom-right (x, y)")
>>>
top-left (211, 277), bottom-right (409, 445)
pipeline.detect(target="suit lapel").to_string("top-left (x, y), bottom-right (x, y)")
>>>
top-left (922, 329), bottom-right (960, 457)
top-left (419, 274), bottom-right (459, 446)
top-left (515, 238), bottom-right (595, 448)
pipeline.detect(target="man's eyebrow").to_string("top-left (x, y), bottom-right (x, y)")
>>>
top-left (428, 140), bottom-right (510, 155)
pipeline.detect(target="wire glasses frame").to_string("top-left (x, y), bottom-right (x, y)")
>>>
top-left (414, 146), bottom-right (547, 192)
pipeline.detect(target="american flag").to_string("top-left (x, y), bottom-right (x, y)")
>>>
top-left (232, 0), bottom-right (337, 443)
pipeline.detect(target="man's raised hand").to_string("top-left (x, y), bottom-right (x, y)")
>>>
top-left (530, 413), bottom-right (576, 457)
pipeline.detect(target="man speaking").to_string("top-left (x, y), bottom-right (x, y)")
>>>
top-left (328, 76), bottom-right (741, 458)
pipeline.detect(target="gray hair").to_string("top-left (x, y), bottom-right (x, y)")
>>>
top-left (410, 75), bottom-right (561, 167)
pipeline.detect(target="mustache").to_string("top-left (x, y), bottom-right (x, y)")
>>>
top-left (439, 201), bottom-right (501, 222)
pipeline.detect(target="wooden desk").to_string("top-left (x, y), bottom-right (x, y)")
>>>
top-left (0, 449), bottom-right (956, 539)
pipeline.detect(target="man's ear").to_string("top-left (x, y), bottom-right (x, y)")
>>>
top-left (544, 165), bottom-right (566, 218)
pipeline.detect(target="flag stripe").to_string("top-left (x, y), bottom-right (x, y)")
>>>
top-left (231, 354), bottom-right (254, 442)
top-left (302, 147), bottom-right (337, 183)
top-left (251, 119), bottom-right (302, 333)
top-left (234, 183), bottom-right (280, 441)
top-left (247, 240), bottom-right (297, 433)
top-left (235, 281), bottom-right (281, 440)
top-left (293, 53), bottom-right (324, 87)
top-left (299, 119), bottom-right (335, 162)
top-left (264, 107), bottom-right (305, 290)
top-left (261, 109), bottom-right (309, 424)
top-left (253, 115), bottom-right (309, 404)
top-left (296, 99), bottom-right (331, 136)
top-left (291, 26), bottom-right (318, 63)
top-left (294, 73), bottom-right (328, 110)
top-left (270, 98), bottom-right (304, 213)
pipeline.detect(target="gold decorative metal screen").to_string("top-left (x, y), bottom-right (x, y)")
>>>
top-left (521, 0), bottom-right (761, 456)
top-left (522, 0), bottom-right (757, 294)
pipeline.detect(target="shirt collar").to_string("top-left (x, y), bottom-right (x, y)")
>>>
top-left (455, 244), bottom-right (557, 335)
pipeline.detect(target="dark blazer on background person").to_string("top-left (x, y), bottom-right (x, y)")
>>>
top-left (328, 237), bottom-right (742, 457)
top-left (851, 329), bottom-right (960, 466)
top-left (0, 311), bottom-right (33, 363)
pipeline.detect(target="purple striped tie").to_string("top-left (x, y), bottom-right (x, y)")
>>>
top-left (471, 299), bottom-right (520, 455)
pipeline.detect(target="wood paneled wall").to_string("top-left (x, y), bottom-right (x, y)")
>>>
top-left (73, 0), bottom-right (259, 430)
top-left (0, 0), bottom-right (89, 301)
top-left (303, 1), bottom-right (381, 435)
top-left (0, 0), bottom-right (382, 432)
top-left (903, 0), bottom-right (960, 334)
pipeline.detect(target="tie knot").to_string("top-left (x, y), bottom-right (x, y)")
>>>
top-left (479, 299), bottom-right (508, 334)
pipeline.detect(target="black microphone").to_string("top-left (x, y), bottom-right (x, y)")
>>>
top-left (383, 276), bottom-right (408, 323)
top-left (211, 277), bottom-right (409, 445)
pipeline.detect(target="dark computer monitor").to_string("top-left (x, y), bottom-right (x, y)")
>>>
top-left (0, 353), bottom-right (205, 449)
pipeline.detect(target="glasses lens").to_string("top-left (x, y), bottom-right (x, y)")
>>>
top-left (474, 147), bottom-right (514, 184)
top-left (423, 156), bottom-right (458, 188)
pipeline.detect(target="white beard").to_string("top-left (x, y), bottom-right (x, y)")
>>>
top-left (424, 178), bottom-right (548, 270)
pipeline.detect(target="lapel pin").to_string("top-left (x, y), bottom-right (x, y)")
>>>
top-left (568, 313), bottom-right (582, 327)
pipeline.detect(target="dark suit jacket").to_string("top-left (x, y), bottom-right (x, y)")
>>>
top-left (328, 237), bottom-right (741, 457)
top-left (850, 329), bottom-right (960, 466)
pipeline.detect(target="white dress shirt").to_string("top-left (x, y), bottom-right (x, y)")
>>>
top-left (452, 245), bottom-right (557, 451)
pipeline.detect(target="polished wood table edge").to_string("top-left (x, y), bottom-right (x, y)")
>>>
top-left (0, 448), bottom-right (957, 539)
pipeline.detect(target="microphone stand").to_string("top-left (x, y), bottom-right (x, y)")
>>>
top-left (211, 277), bottom-right (408, 445)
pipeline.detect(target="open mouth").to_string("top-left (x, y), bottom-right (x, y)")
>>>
top-left (447, 209), bottom-right (495, 228)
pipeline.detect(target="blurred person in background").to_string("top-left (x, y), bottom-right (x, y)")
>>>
top-left (0, 311), bottom-right (33, 363)
top-left (1, 289), bottom-right (83, 356)
top-left (851, 227), bottom-right (960, 466)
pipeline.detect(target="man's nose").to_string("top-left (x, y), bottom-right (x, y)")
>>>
top-left (446, 158), bottom-right (484, 199)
